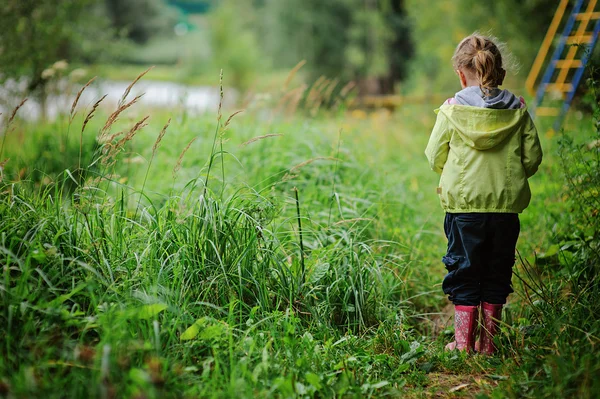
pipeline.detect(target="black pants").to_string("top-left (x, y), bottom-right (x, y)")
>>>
top-left (442, 213), bottom-right (520, 306)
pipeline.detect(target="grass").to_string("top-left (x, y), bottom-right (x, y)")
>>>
top-left (82, 63), bottom-right (305, 100)
top-left (0, 73), bottom-right (598, 398)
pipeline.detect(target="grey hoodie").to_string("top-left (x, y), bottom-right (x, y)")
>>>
top-left (454, 86), bottom-right (522, 110)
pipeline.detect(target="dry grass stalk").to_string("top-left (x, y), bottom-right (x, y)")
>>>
top-left (173, 137), bottom-right (197, 177)
top-left (322, 79), bottom-right (339, 106)
top-left (282, 156), bottom-right (338, 182)
top-left (100, 94), bottom-right (143, 140)
top-left (223, 110), bottom-right (244, 132)
top-left (101, 116), bottom-right (149, 166)
top-left (276, 88), bottom-right (296, 108)
top-left (118, 66), bottom-right (153, 107)
top-left (286, 84), bottom-right (308, 115)
top-left (7, 98), bottom-right (28, 126)
top-left (339, 81), bottom-right (356, 98)
top-left (289, 156), bottom-right (338, 174)
top-left (100, 130), bottom-right (125, 146)
top-left (333, 218), bottom-right (373, 226)
top-left (0, 158), bottom-right (8, 183)
top-left (310, 78), bottom-right (331, 115)
top-left (116, 116), bottom-right (149, 149)
top-left (82, 94), bottom-right (107, 133)
top-left (306, 76), bottom-right (326, 104)
top-left (241, 134), bottom-right (283, 146)
top-left (152, 118), bottom-right (171, 156)
top-left (281, 172), bottom-right (298, 183)
top-left (283, 60), bottom-right (307, 91)
top-left (275, 85), bottom-right (303, 116)
top-left (333, 81), bottom-right (356, 109)
top-left (217, 69), bottom-right (224, 124)
top-left (70, 77), bottom-right (96, 122)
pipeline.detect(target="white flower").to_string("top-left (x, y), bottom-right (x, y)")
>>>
top-left (41, 68), bottom-right (55, 79)
top-left (69, 68), bottom-right (87, 81)
top-left (52, 60), bottom-right (68, 71)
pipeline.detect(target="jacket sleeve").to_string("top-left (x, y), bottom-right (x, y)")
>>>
top-left (521, 115), bottom-right (543, 178)
top-left (425, 110), bottom-right (451, 174)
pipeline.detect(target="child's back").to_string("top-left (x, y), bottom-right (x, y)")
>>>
top-left (425, 33), bottom-right (542, 355)
top-left (427, 87), bottom-right (541, 214)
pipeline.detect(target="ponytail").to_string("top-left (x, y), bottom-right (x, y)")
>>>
top-left (452, 33), bottom-right (508, 94)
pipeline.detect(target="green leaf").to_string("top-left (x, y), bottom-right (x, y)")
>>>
top-left (181, 321), bottom-right (202, 341)
top-left (47, 283), bottom-right (87, 308)
top-left (305, 372), bottom-right (322, 390)
top-left (128, 368), bottom-right (150, 385)
top-left (370, 380), bottom-right (389, 389)
top-left (136, 303), bottom-right (167, 320)
top-left (181, 316), bottom-right (212, 341)
top-left (308, 261), bottom-right (330, 284)
top-left (540, 244), bottom-right (560, 258)
top-left (199, 323), bottom-right (227, 340)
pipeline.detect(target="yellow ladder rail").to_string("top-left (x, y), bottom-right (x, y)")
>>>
top-left (555, 0), bottom-right (597, 88)
top-left (526, 0), bottom-right (570, 97)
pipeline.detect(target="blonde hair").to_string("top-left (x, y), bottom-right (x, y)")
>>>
top-left (452, 33), bottom-right (509, 94)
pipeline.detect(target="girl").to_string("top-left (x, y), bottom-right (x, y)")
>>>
top-left (425, 33), bottom-right (543, 354)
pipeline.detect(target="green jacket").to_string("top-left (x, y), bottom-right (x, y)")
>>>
top-left (425, 104), bottom-right (542, 213)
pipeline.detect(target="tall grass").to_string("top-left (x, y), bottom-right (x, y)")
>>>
top-left (4, 68), bottom-right (590, 398)
top-left (0, 74), bottom-right (437, 398)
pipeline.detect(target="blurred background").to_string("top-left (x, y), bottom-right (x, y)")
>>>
top-left (0, 0), bottom-right (581, 118)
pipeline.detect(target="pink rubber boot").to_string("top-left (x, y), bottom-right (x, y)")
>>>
top-left (478, 302), bottom-right (503, 355)
top-left (445, 305), bottom-right (478, 352)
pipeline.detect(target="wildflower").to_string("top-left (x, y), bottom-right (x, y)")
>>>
top-left (53, 60), bottom-right (68, 71)
top-left (69, 68), bottom-right (87, 81)
top-left (41, 68), bottom-right (55, 80)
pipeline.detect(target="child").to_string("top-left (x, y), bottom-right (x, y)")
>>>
top-left (425, 33), bottom-right (543, 354)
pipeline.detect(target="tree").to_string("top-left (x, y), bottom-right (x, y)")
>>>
top-left (104, 0), bottom-right (179, 44)
top-left (262, 0), bottom-right (413, 94)
top-left (0, 0), bottom-right (113, 112)
top-left (404, 0), bottom-right (556, 94)
top-left (456, 0), bottom-right (556, 71)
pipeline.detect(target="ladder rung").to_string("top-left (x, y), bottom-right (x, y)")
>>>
top-left (536, 107), bottom-right (561, 116)
top-left (566, 34), bottom-right (595, 44)
top-left (554, 59), bottom-right (583, 68)
top-left (545, 83), bottom-right (573, 92)
top-left (575, 12), bottom-right (600, 20)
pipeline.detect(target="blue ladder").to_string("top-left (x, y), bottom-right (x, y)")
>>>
top-left (532, 0), bottom-right (600, 131)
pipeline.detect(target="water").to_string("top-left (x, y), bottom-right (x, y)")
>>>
top-left (0, 79), bottom-right (234, 121)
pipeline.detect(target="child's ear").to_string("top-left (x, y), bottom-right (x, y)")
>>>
top-left (457, 69), bottom-right (468, 89)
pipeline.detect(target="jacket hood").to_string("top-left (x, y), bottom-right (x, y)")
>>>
top-left (454, 86), bottom-right (522, 109)
top-left (435, 104), bottom-right (528, 150)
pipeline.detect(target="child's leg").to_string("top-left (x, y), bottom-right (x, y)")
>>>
top-left (442, 213), bottom-right (487, 306)
top-left (480, 214), bottom-right (520, 304)
top-left (442, 213), bottom-right (487, 352)
top-left (478, 213), bottom-right (520, 354)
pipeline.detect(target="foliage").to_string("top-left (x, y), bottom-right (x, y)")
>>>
top-left (204, 0), bottom-right (264, 91)
top-left (494, 69), bottom-right (600, 398)
top-left (0, 0), bottom-right (113, 97)
top-left (404, 0), bottom-right (555, 95)
top-left (0, 74), bottom-right (450, 397)
top-left (104, 0), bottom-right (179, 45)
top-left (261, 0), bottom-right (413, 93)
